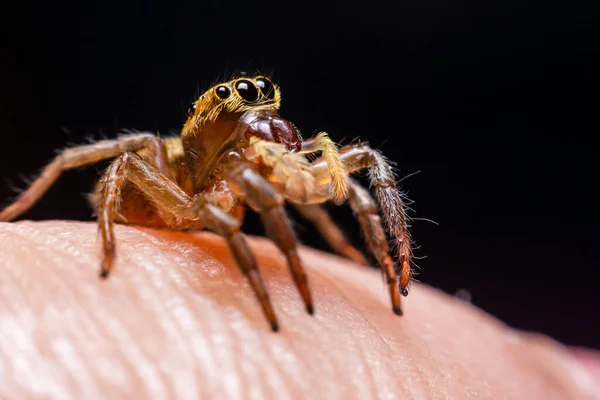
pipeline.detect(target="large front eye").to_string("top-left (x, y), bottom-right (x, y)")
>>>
top-left (235, 79), bottom-right (259, 102)
top-left (187, 102), bottom-right (196, 117)
top-left (216, 85), bottom-right (231, 99)
top-left (255, 77), bottom-right (275, 100)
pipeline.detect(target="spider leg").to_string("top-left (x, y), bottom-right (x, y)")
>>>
top-left (243, 138), bottom-right (317, 204)
top-left (347, 179), bottom-right (403, 314)
top-left (224, 161), bottom-right (314, 315)
top-left (311, 144), bottom-right (412, 296)
top-left (299, 132), bottom-right (349, 203)
top-left (99, 154), bottom-right (279, 330)
top-left (293, 204), bottom-right (368, 265)
top-left (245, 135), bottom-right (348, 204)
top-left (193, 201), bottom-right (279, 331)
top-left (244, 137), bottom-right (408, 303)
top-left (98, 152), bottom-right (195, 277)
top-left (280, 173), bottom-right (404, 313)
top-left (243, 139), bottom-right (347, 260)
top-left (0, 133), bottom-right (173, 221)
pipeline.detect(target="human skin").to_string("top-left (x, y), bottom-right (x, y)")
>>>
top-left (0, 221), bottom-right (598, 399)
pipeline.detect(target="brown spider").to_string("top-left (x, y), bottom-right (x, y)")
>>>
top-left (0, 75), bottom-right (412, 331)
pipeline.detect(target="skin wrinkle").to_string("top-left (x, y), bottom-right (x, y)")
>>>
top-left (263, 256), bottom-right (337, 398)
top-left (109, 228), bottom-right (197, 399)
top-left (191, 230), bottom-right (334, 398)
top-left (63, 239), bottom-right (168, 398)
top-left (5, 225), bottom-right (454, 400)
top-left (0, 240), bottom-right (53, 398)
top-left (281, 296), bottom-right (336, 398)
top-left (46, 223), bottom-right (173, 398)
top-left (134, 227), bottom-right (270, 399)
top-left (248, 266), bottom-right (312, 398)
top-left (0, 227), bottom-right (107, 398)
top-left (79, 231), bottom-right (169, 399)
top-left (0, 237), bottom-right (25, 315)
top-left (310, 252), bottom-right (486, 398)
top-left (261, 338), bottom-right (302, 400)
top-left (306, 262), bottom-right (386, 398)
top-left (212, 236), bottom-right (307, 400)
top-left (231, 313), bottom-right (282, 399)
top-left (117, 233), bottom-right (220, 398)
top-left (5, 228), bottom-right (104, 385)
top-left (130, 234), bottom-right (221, 400)
top-left (154, 286), bottom-right (220, 399)
top-left (249, 296), bottom-right (306, 398)
top-left (329, 278), bottom-right (414, 399)
top-left (278, 247), bottom-right (376, 395)
top-left (129, 226), bottom-right (246, 399)
top-left (150, 237), bottom-right (241, 399)
top-left (1, 221), bottom-right (599, 400)
top-left (198, 254), bottom-right (260, 400)
top-left (313, 253), bottom-right (427, 398)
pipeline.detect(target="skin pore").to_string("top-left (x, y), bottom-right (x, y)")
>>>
top-left (0, 221), bottom-right (599, 399)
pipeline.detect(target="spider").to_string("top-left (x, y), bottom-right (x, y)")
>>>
top-left (0, 75), bottom-right (412, 331)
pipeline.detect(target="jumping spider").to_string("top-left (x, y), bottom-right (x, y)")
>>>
top-left (0, 76), bottom-right (412, 331)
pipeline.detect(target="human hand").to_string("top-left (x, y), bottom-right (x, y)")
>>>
top-left (0, 221), bottom-right (598, 399)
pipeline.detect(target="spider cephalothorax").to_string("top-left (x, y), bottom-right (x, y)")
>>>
top-left (0, 75), bottom-right (413, 331)
top-left (181, 76), bottom-right (302, 191)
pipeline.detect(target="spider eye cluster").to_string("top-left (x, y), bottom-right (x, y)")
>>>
top-left (185, 77), bottom-right (278, 119)
top-left (211, 76), bottom-right (276, 104)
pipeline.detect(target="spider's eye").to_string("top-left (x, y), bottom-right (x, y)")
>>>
top-left (187, 102), bottom-right (196, 117)
top-left (234, 79), bottom-right (259, 102)
top-left (255, 77), bottom-right (275, 100)
top-left (216, 85), bottom-right (231, 99)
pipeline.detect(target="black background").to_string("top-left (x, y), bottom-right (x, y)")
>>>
top-left (2, 1), bottom-right (598, 347)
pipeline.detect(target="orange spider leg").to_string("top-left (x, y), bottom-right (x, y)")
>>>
top-left (97, 152), bottom-right (195, 277)
top-left (275, 173), bottom-right (404, 313)
top-left (0, 133), bottom-right (173, 222)
top-left (262, 141), bottom-right (410, 312)
top-left (99, 153), bottom-right (279, 330)
top-left (347, 179), bottom-right (402, 314)
top-left (293, 204), bottom-right (368, 265)
top-left (224, 160), bottom-right (314, 315)
top-left (194, 201), bottom-right (279, 331)
top-left (299, 132), bottom-right (349, 204)
top-left (311, 144), bottom-right (412, 296)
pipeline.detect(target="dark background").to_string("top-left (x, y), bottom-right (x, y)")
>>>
top-left (2, 1), bottom-right (598, 347)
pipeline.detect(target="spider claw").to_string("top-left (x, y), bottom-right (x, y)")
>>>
top-left (306, 303), bottom-right (314, 315)
top-left (298, 284), bottom-right (314, 315)
top-left (400, 286), bottom-right (409, 297)
top-left (270, 321), bottom-right (280, 332)
top-left (100, 254), bottom-right (113, 279)
top-left (393, 305), bottom-right (404, 316)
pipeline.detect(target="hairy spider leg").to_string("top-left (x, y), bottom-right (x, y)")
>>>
top-left (347, 179), bottom-right (403, 314)
top-left (224, 160), bottom-right (314, 315)
top-left (0, 133), bottom-right (173, 222)
top-left (311, 144), bottom-right (412, 296)
top-left (293, 204), bottom-right (368, 265)
top-left (243, 137), bottom-right (365, 297)
top-left (241, 138), bottom-right (410, 312)
top-left (99, 151), bottom-right (280, 331)
top-left (299, 132), bottom-right (349, 204)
